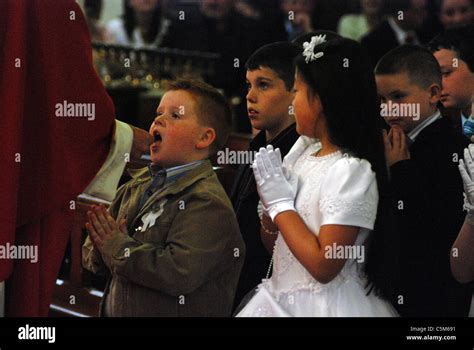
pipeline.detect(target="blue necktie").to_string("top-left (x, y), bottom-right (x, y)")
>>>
top-left (463, 118), bottom-right (474, 139)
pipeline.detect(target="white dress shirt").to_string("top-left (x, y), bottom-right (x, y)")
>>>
top-left (387, 17), bottom-right (420, 45)
top-left (408, 110), bottom-right (442, 142)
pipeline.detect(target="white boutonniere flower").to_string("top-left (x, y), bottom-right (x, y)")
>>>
top-left (140, 198), bottom-right (168, 232)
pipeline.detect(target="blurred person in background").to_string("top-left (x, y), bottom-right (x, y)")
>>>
top-left (163, 0), bottom-right (280, 132)
top-left (83, 0), bottom-right (112, 43)
top-left (106, 0), bottom-right (172, 48)
top-left (361, 0), bottom-right (429, 67)
top-left (280, 0), bottom-right (316, 40)
top-left (437, 0), bottom-right (474, 29)
top-left (338, 0), bottom-right (386, 41)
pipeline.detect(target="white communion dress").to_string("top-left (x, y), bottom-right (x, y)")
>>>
top-left (236, 137), bottom-right (398, 317)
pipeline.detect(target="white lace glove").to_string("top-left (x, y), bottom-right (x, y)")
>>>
top-left (252, 145), bottom-right (298, 221)
top-left (458, 144), bottom-right (474, 225)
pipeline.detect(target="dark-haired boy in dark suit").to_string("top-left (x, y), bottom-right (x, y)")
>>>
top-left (230, 42), bottom-right (300, 309)
top-left (375, 45), bottom-right (471, 316)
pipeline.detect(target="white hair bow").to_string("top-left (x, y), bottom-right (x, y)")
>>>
top-left (302, 34), bottom-right (327, 63)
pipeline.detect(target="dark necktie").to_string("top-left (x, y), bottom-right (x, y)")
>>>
top-left (137, 165), bottom-right (167, 212)
top-left (147, 166), bottom-right (167, 196)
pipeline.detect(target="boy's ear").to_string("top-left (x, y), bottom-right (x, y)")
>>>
top-left (428, 83), bottom-right (441, 104)
top-left (195, 127), bottom-right (216, 150)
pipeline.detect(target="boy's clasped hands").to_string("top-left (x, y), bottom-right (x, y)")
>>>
top-left (86, 204), bottom-right (128, 253)
top-left (382, 126), bottom-right (411, 167)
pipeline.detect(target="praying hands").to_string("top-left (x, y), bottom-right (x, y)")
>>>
top-left (252, 145), bottom-right (298, 221)
top-left (86, 204), bottom-right (128, 253)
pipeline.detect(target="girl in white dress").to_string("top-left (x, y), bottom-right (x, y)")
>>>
top-left (236, 36), bottom-right (399, 317)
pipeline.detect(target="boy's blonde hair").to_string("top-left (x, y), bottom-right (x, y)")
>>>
top-left (165, 79), bottom-right (232, 156)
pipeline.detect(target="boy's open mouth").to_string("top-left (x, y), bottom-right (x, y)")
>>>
top-left (151, 131), bottom-right (162, 152)
top-left (153, 132), bottom-right (162, 143)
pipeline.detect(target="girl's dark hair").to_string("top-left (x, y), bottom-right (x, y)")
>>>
top-left (295, 38), bottom-right (400, 303)
top-left (123, 1), bottom-right (162, 44)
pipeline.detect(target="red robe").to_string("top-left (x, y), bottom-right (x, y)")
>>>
top-left (0, 0), bottom-right (116, 316)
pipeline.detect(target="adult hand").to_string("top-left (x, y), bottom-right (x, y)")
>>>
top-left (130, 125), bottom-right (153, 162)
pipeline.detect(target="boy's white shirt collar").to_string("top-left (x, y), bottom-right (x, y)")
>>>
top-left (408, 110), bottom-right (442, 142)
top-left (387, 17), bottom-right (419, 45)
top-left (149, 159), bottom-right (205, 185)
top-left (164, 160), bottom-right (205, 180)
